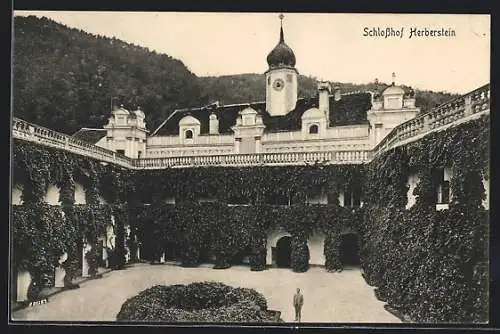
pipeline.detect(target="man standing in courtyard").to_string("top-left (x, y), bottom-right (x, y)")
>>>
top-left (293, 288), bottom-right (304, 322)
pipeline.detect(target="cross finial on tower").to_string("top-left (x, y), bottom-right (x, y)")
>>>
top-left (278, 13), bottom-right (285, 43)
top-left (392, 72), bottom-right (396, 85)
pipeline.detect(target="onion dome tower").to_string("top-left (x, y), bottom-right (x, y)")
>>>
top-left (265, 14), bottom-right (298, 116)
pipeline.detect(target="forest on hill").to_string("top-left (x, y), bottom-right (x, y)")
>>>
top-left (13, 15), bottom-right (459, 135)
top-left (13, 15), bottom-right (209, 135)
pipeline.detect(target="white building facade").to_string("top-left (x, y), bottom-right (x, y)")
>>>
top-left (80, 24), bottom-right (418, 161)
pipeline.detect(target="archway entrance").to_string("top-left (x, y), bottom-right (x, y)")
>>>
top-left (340, 233), bottom-right (360, 267)
top-left (276, 236), bottom-right (292, 268)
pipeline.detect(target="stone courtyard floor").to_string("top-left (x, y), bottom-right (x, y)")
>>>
top-left (11, 263), bottom-right (400, 323)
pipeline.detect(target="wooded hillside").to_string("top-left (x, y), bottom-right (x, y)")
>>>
top-left (13, 16), bottom-right (459, 135)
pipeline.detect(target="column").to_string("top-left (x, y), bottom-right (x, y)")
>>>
top-left (54, 252), bottom-right (68, 288)
top-left (464, 95), bottom-right (472, 115)
top-left (16, 270), bottom-right (31, 302)
top-left (82, 240), bottom-right (91, 278)
top-left (234, 138), bottom-right (241, 154)
top-left (255, 136), bottom-right (261, 153)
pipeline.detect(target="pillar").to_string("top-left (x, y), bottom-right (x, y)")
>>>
top-left (82, 240), bottom-right (91, 278)
top-left (54, 252), bottom-right (68, 288)
top-left (136, 243), bottom-right (141, 261)
top-left (235, 138), bottom-right (241, 154)
top-left (16, 270), bottom-right (31, 302)
top-left (255, 136), bottom-right (262, 153)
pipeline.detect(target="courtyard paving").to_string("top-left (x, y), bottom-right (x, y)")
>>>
top-left (11, 263), bottom-right (400, 323)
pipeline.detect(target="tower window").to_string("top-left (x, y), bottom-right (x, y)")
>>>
top-left (309, 124), bottom-right (319, 134)
top-left (286, 74), bottom-right (293, 82)
top-left (268, 76), bottom-right (271, 85)
top-left (185, 129), bottom-right (193, 139)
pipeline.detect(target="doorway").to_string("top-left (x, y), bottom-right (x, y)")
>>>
top-left (276, 236), bottom-right (292, 268)
top-left (340, 233), bottom-right (360, 267)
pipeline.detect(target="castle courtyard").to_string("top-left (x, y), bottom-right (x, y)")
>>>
top-left (11, 264), bottom-right (400, 323)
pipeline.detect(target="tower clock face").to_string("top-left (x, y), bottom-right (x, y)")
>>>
top-left (273, 78), bottom-right (285, 91)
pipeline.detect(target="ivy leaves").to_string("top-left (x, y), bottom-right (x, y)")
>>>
top-left (361, 115), bottom-right (489, 322)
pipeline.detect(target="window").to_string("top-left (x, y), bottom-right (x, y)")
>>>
top-left (268, 76), bottom-right (271, 85)
top-left (343, 185), bottom-right (362, 208)
top-left (286, 74), bottom-right (293, 82)
top-left (435, 168), bottom-right (451, 204)
top-left (185, 129), bottom-right (193, 139)
top-left (265, 192), bottom-right (290, 206)
top-left (116, 149), bottom-right (125, 155)
top-left (137, 151), bottom-right (142, 159)
top-left (344, 186), bottom-right (352, 207)
top-left (309, 124), bottom-right (319, 134)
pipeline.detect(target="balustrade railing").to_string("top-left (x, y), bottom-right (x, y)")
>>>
top-left (133, 150), bottom-right (372, 169)
top-left (12, 84), bottom-right (489, 168)
top-left (12, 118), bottom-right (134, 167)
top-left (372, 83), bottom-right (490, 157)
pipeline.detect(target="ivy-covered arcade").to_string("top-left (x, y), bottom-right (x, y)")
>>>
top-left (11, 112), bottom-right (489, 323)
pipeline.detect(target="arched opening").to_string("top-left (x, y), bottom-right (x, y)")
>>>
top-left (340, 233), bottom-right (360, 267)
top-left (276, 236), bottom-right (292, 268)
top-left (309, 124), bottom-right (319, 134)
top-left (230, 245), bottom-right (252, 266)
top-left (185, 129), bottom-right (193, 139)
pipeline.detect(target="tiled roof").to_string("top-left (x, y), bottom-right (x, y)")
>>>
top-left (71, 128), bottom-right (107, 144)
top-left (152, 92), bottom-right (372, 137)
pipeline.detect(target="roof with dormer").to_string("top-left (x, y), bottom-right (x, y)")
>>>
top-left (112, 106), bottom-right (130, 115)
top-left (373, 85), bottom-right (416, 100)
top-left (382, 84), bottom-right (405, 96)
top-left (71, 128), bottom-right (107, 144)
top-left (151, 92), bottom-right (371, 137)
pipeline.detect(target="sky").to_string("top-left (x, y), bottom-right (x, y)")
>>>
top-left (14, 11), bottom-right (490, 94)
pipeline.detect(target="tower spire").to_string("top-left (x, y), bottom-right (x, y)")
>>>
top-left (279, 13), bottom-right (284, 43)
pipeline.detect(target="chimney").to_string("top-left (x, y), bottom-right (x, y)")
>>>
top-left (209, 113), bottom-right (219, 134)
top-left (333, 86), bottom-right (341, 101)
top-left (392, 72), bottom-right (396, 86)
top-left (317, 82), bottom-right (331, 114)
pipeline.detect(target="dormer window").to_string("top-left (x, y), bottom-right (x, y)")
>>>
top-left (309, 124), bottom-right (319, 134)
top-left (179, 115), bottom-right (200, 142)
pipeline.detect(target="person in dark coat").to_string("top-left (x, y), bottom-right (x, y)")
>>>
top-left (293, 288), bottom-right (304, 322)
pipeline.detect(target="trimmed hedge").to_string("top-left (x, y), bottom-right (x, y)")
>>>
top-left (116, 282), bottom-right (279, 322)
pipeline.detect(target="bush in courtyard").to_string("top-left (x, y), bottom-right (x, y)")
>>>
top-left (116, 281), bottom-right (278, 322)
top-left (290, 235), bottom-right (309, 272)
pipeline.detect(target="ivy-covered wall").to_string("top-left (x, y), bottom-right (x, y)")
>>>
top-left (360, 115), bottom-right (489, 323)
top-left (11, 140), bottom-right (136, 301)
top-left (11, 113), bottom-right (489, 323)
top-left (129, 202), bottom-right (363, 272)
